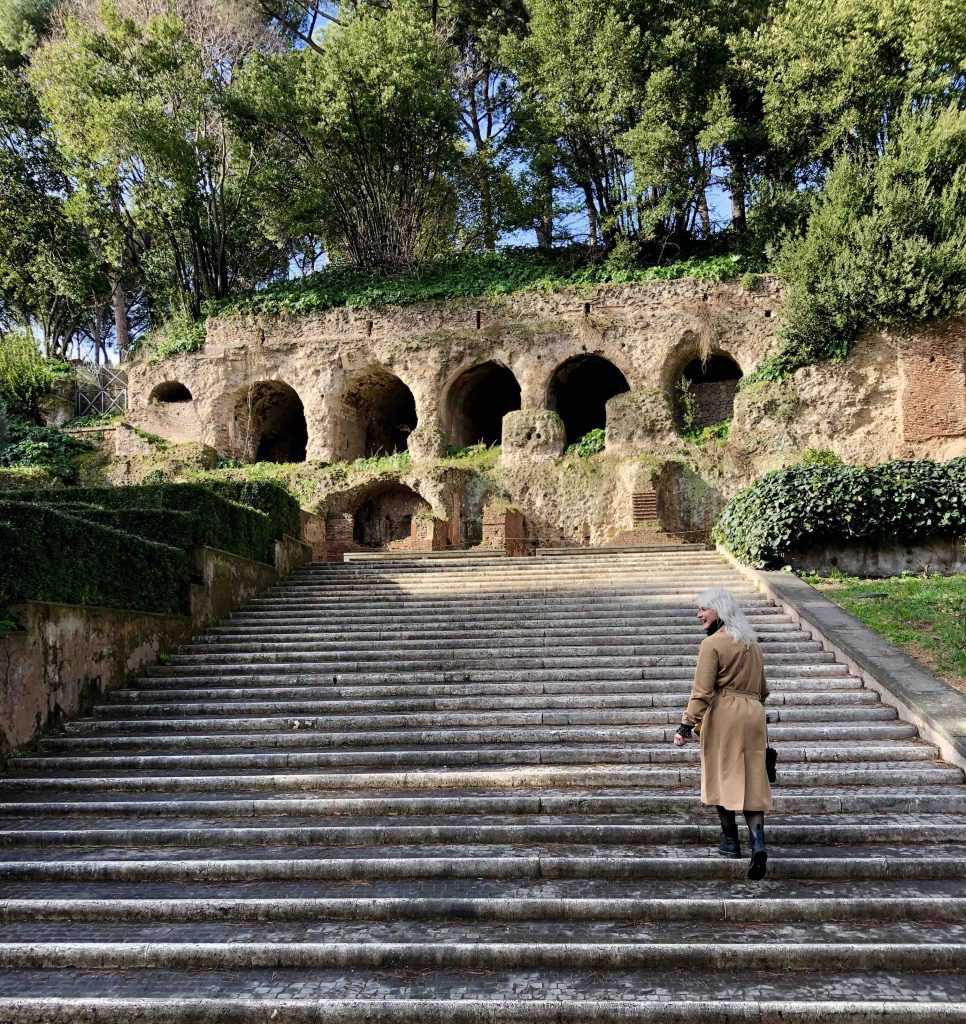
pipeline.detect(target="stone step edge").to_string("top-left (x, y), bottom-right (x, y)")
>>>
top-left (0, 999), bottom-right (965, 1024)
top-left (2, 896), bottom-right (963, 924)
top-left (0, 857), bottom-right (960, 881)
top-left (0, 941), bottom-right (963, 971)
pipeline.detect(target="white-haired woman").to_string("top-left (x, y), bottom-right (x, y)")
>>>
top-left (672, 586), bottom-right (772, 880)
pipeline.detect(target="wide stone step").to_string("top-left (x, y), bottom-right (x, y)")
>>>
top-left (1, 995), bottom-right (964, 1023)
top-left (0, 855), bottom-right (961, 882)
top-left (35, 723), bottom-right (928, 755)
top-left (93, 690), bottom-right (880, 718)
top-left (0, 939), bottom-right (964, 972)
top-left (54, 709), bottom-right (904, 743)
top-left (2, 895), bottom-right (963, 924)
top-left (2, 783), bottom-right (960, 815)
top-left (124, 676), bottom-right (864, 697)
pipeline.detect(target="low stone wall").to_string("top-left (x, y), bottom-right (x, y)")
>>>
top-left (785, 537), bottom-right (966, 577)
top-left (0, 601), bottom-right (191, 762)
top-left (0, 540), bottom-right (313, 762)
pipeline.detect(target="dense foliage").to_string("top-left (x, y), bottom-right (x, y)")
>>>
top-left (0, 330), bottom-right (71, 417)
top-left (219, 248), bottom-right (753, 318)
top-left (715, 459), bottom-right (966, 567)
top-left (0, 500), bottom-right (192, 613)
top-left (0, 417), bottom-right (92, 482)
top-left (0, 0), bottom-right (961, 369)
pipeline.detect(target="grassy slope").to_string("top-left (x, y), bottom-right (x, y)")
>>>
top-left (806, 573), bottom-right (966, 693)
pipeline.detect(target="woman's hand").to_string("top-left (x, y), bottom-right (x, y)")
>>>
top-left (673, 733), bottom-right (687, 747)
top-left (673, 724), bottom-right (692, 746)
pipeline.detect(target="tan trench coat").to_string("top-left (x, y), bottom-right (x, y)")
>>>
top-left (681, 629), bottom-right (773, 812)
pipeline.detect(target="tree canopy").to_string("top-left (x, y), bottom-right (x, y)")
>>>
top-left (0, 0), bottom-right (962, 365)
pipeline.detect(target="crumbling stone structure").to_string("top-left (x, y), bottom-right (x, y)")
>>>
top-left (127, 279), bottom-right (966, 555)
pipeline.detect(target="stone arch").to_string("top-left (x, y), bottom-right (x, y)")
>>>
top-left (546, 355), bottom-right (630, 445)
top-left (335, 366), bottom-right (418, 461)
top-left (231, 380), bottom-right (308, 464)
top-left (351, 483), bottom-right (431, 548)
top-left (443, 361), bottom-right (522, 447)
top-left (674, 353), bottom-right (743, 432)
top-left (150, 381), bottom-right (192, 404)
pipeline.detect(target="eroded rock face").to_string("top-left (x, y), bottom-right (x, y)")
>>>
top-left (122, 281), bottom-right (965, 548)
top-left (501, 409), bottom-right (566, 461)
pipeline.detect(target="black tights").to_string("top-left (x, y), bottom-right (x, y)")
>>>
top-left (717, 806), bottom-right (764, 833)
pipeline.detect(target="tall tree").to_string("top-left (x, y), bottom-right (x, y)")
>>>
top-left (237, 0), bottom-right (463, 273)
top-left (31, 1), bottom-right (287, 339)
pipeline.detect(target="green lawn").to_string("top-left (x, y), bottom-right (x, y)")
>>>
top-left (804, 573), bottom-right (966, 693)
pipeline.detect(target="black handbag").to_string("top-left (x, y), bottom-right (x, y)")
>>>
top-left (764, 711), bottom-right (778, 783)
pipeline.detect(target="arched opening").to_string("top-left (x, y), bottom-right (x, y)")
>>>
top-left (351, 484), bottom-right (430, 548)
top-left (150, 381), bottom-right (192, 404)
top-left (445, 361), bottom-right (521, 447)
top-left (233, 381), bottom-right (308, 464)
top-left (675, 354), bottom-right (742, 432)
top-left (337, 367), bottom-right (417, 461)
top-left (547, 355), bottom-right (630, 446)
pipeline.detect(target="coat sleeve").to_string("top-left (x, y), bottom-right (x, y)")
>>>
top-left (682, 639), bottom-right (718, 727)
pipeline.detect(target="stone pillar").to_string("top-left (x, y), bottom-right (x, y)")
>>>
top-left (604, 388), bottom-right (678, 455)
top-left (482, 504), bottom-right (528, 557)
top-left (407, 423), bottom-right (448, 461)
top-left (500, 409), bottom-right (566, 461)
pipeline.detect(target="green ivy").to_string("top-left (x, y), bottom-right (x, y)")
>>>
top-left (0, 417), bottom-right (93, 482)
top-left (0, 501), bottom-right (192, 614)
top-left (715, 458), bottom-right (966, 567)
top-left (565, 428), bottom-right (606, 457)
top-left (124, 249), bottom-right (762, 354)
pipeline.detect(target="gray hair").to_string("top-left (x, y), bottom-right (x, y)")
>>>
top-left (696, 586), bottom-right (759, 646)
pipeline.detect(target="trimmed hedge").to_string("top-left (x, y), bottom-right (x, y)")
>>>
top-left (714, 458), bottom-right (966, 567)
top-left (0, 502), bottom-right (192, 614)
top-left (200, 480), bottom-right (302, 541)
top-left (54, 503), bottom-right (200, 552)
top-left (9, 484), bottom-right (280, 564)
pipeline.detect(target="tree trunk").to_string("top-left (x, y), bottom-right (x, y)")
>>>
top-left (729, 152), bottom-right (747, 232)
top-left (112, 277), bottom-right (131, 363)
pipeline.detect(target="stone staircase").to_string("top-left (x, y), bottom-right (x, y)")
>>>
top-left (0, 546), bottom-right (964, 1022)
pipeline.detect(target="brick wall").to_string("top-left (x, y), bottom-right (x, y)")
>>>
top-left (899, 321), bottom-right (966, 442)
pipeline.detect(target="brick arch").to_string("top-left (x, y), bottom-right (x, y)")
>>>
top-left (663, 340), bottom-right (744, 433)
top-left (229, 379), bottom-right (308, 464)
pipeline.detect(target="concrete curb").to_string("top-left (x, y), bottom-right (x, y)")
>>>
top-left (718, 546), bottom-right (966, 771)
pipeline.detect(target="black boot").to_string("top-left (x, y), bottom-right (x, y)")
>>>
top-left (748, 825), bottom-right (768, 880)
top-left (718, 833), bottom-right (742, 858)
top-left (716, 806), bottom-right (741, 858)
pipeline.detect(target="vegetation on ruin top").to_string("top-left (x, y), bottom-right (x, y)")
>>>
top-left (214, 249), bottom-right (755, 320)
top-left (805, 573), bottom-right (966, 693)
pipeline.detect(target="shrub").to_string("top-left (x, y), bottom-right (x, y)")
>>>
top-left (566, 428), bottom-right (606, 457)
top-left (199, 480), bottom-right (302, 541)
top-left (0, 396), bottom-right (7, 449)
top-left (53, 503), bottom-right (200, 551)
top-left (765, 104), bottom-right (966, 380)
top-left (7, 483), bottom-right (282, 564)
top-left (0, 417), bottom-right (93, 482)
top-left (0, 501), bottom-right (192, 614)
top-left (714, 458), bottom-right (966, 567)
top-left (0, 331), bottom-right (73, 418)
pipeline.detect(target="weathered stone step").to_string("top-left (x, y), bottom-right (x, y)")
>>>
top-left (124, 676), bottom-right (863, 698)
top-left (93, 690), bottom-right (879, 718)
top-left (178, 637), bottom-right (822, 658)
top-left (28, 724), bottom-right (929, 760)
top-left (162, 643), bottom-right (827, 667)
top-left (7, 737), bottom-right (934, 774)
top-left (2, 785), bottom-right (959, 815)
top-left (1, 995), bottom-right (964, 1024)
top-left (141, 663), bottom-right (852, 682)
top-left (0, 939), bottom-right (964, 972)
top-left (0, 855), bottom-right (962, 883)
top-left (3, 819), bottom-right (964, 849)
top-left (2, 895), bottom-right (962, 924)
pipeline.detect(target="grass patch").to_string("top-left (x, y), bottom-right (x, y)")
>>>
top-left (804, 572), bottom-right (966, 692)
